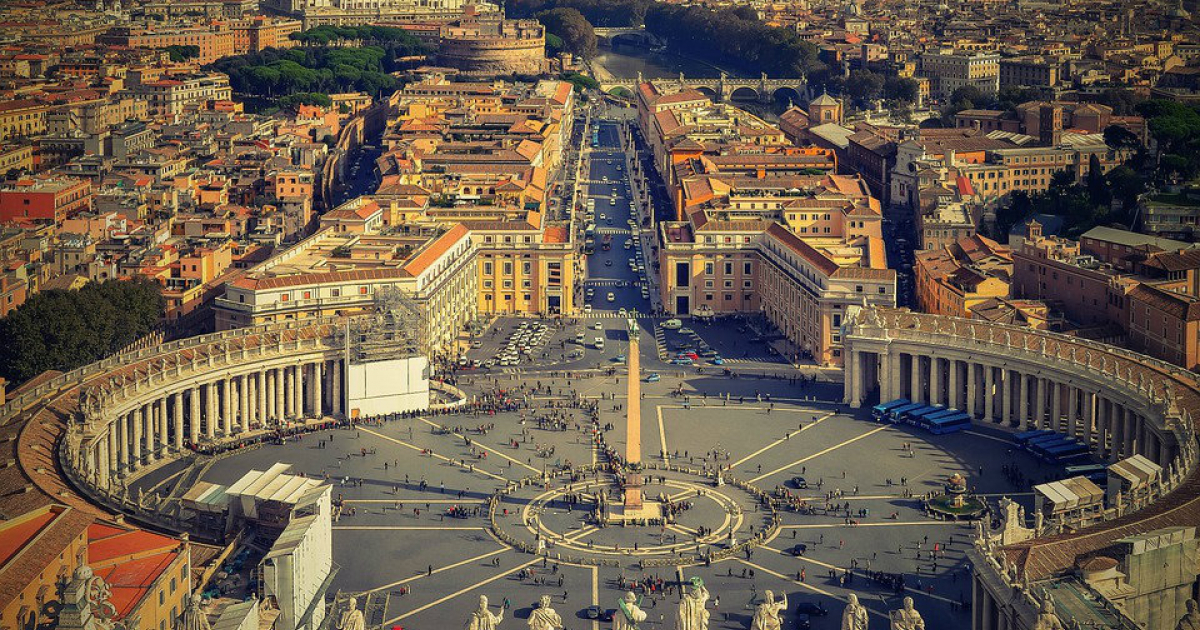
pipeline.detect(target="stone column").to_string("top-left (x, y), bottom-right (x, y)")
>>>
top-left (983, 365), bottom-right (995, 422)
top-left (107, 421), bottom-right (118, 478)
top-left (948, 358), bottom-right (960, 410)
top-left (1119, 405), bottom-right (1131, 459)
top-left (131, 406), bottom-right (144, 469)
top-left (846, 351), bottom-right (860, 407)
top-left (966, 362), bottom-right (978, 417)
top-left (144, 403), bottom-right (156, 462)
top-left (1050, 381), bottom-right (1062, 433)
top-left (294, 364), bottom-right (304, 419)
top-left (276, 368), bottom-right (286, 423)
top-left (313, 362), bottom-right (324, 418)
top-left (1035, 377), bottom-right (1047, 430)
top-left (173, 392), bottom-right (183, 450)
top-left (189, 387), bottom-right (200, 445)
top-left (1018, 373), bottom-right (1029, 428)
top-left (1082, 390), bottom-right (1094, 447)
top-left (240, 375), bottom-right (250, 433)
top-left (973, 577), bottom-right (983, 630)
top-left (332, 359), bottom-right (342, 416)
top-left (157, 397), bottom-right (168, 457)
top-left (206, 382), bottom-right (217, 439)
top-left (1066, 387), bottom-right (1079, 438)
top-left (116, 413), bottom-right (128, 472)
top-left (221, 379), bottom-right (232, 435)
top-left (285, 366), bottom-right (296, 419)
top-left (257, 369), bottom-right (267, 426)
top-left (910, 354), bottom-right (921, 403)
top-left (96, 438), bottom-right (109, 488)
top-left (1001, 370), bottom-right (1012, 425)
top-left (265, 369), bottom-right (275, 423)
top-left (1097, 398), bottom-right (1110, 459)
top-left (930, 357), bottom-right (942, 406)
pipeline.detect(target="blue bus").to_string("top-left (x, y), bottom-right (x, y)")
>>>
top-left (923, 408), bottom-right (961, 422)
top-left (888, 403), bottom-right (925, 423)
top-left (872, 399), bottom-right (910, 421)
top-left (1064, 463), bottom-right (1108, 483)
top-left (1040, 442), bottom-right (1090, 463)
top-left (901, 405), bottom-right (944, 425)
top-left (1028, 436), bottom-right (1074, 454)
top-left (1014, 429), bottom-right (1055, 445)
top-left (925, 412), bottom-right (972, 435)
top-left (1025, 433), bottom-right (1069, 451)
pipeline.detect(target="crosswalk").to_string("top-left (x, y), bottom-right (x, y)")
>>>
top-left (720, 356), bottom-right (788, 365)
top-left (582, 278), bottom-right (627, 286)
top-left (596, 228), bottom-right (632, 235)
top-left (584, 312), bottom-right (655, 319)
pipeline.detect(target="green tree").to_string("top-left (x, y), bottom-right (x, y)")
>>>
top-left (536, 8), bottom-right (597, 59)
top-left (844, 69), bottom-right (883, 104)
top-left (164, 45), bottom-right (200, 62)
top-left (882, 76), bottom-right (918, 106)
top-left (0, 279), bottom-right (164, 385)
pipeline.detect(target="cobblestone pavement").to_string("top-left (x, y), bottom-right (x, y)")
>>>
top-left (198, 366), bottom-right (1066, 630)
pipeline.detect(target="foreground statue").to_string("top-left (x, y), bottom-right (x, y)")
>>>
top-left (1033, 600), bottom-right (1064, 630)
top-left (467, 595), bottom-right (504, 630)
top-left (676, 577), bottom-right (710, 630)
top-left (751, 590), bottom-right (787, 630)
top-left (528, 595), bottom-right (563, 630)
top-left (889, 597), bottom-right (924, 630)
top-left (1177, 599), bottom-right (1200, 630)
top-left (614, 591), bottom-right (647, 630)
top-left (337, 597), bottom-right (366, 630)
top-left (842, 594), bottom-right (869, 630)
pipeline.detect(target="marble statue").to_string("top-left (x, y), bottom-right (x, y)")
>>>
top-left (751, 590), bottom-right (786, 630)
top-left (336, 598), bottom-right (366, 630)
top-left (676, 577), bottom-right (709, 630)
top-left (889, 597), bottom-right (924, 630)
top-left (841, 594), bottom-right (869, 630)
top-left (1177, 599), bottom-right (1200, 630)
top-left (1033, 599), bottom-right (1065, 630)
top-left (467, 595), bottom-right (504, 630)
top-left (614, 592), bottom-right (647, 630)
top-left (528, 595), bottom-right (563, 630)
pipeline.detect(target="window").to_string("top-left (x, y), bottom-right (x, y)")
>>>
top-left (280, 294), bottom-right (289, 302)
top-left (303, 291), bottom-right (311, 299)
top-left (724, 262), bottom-right (733, 275)
top-left (359, 287), bottom-right (368, 295)
top-left (332, 288), bottom-right (340, 297)
top-left (483, 262), bottom-right (493, 275)
top-left (744, 262), bottom-right (752, 275)
top-left (704, 262), bottom-right (714, 275)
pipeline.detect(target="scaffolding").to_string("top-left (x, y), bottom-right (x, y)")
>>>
top-left (336, 287), bottom-right (426, 364)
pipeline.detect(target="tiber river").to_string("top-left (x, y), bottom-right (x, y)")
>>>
top-left (589, 44), bottom-right (791, 120)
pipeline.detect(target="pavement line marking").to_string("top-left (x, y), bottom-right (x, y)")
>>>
top-left (418, 417), bottom-right (542, 474)
top-left (657, 405), bottom-right (669, 464)
top-left (749, 426), bottom-right (889, 484)
top-left (761, 546), bottom-right (962, 607)
top-left (333, 526), bottom-right (486, 531)
top-left (591, 566), bottom-right (600, 630)
top-left (779, 521), bottom-right (963, 529)
top-left (784, 492), bottom-right (1036, 502)
top-left (735, 559), bottom-right (888, 619)
top-left (360, 547), bottom-right (510, 595)
top-left (387, 557), bottom-right (542, 624)
top-left (730, 413), bottom-right (834, 469)
top-left (358, 426), bottom-right (508, 481)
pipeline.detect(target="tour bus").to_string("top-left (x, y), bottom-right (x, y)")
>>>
top-left (1013, 429), bottom-right (1056, 446)
top-left (900, 404), bottom-right (944, 425)
top-left (1039, 441), bottom-right (1090, 463)
top-left (1025, 433), bottom-right (1070, 451)
top-left (872, 399), bottom-right (911, 421)
top-left (923, 412), bottom-right (972, 435)
top-left (1063, 463), bottom-right (1108, 483)
top-left (887, 402), bottom-right (926, 423)
top-left (922, 408), bottom-right (962, 423)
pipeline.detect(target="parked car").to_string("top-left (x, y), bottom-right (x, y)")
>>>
top-left (662, 319), bottom-right (682, 330)
top-left (646, 373), bottom-right (661, 382)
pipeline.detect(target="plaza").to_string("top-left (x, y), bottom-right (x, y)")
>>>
top-left (163, 358), bottom-right (1058, 629)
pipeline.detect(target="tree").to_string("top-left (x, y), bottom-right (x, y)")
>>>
top-left (562, 72), bottom-right (599, 92)
top-left (844, 69), bottom-right (883, 104)
top-left (1103, 124), bottom-right (1141, 151)
top-left (0, 279), bottom-right (163, 385)
top-left (164, 45), bottom-right (200, 62)
top-left (536, 8), bottom-right (597, 59)
top-left (545, 32), bottom-right (565, 56)
top-left (882, 76), bottom-right (918, 106)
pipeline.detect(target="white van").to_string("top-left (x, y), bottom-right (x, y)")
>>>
top-left (594, 337), bottom-right (605, 350)
top-left (662, 319), bottom-right (683, 330)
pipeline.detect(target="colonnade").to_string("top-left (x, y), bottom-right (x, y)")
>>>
top-left (845, 349), bottom-right (1175, 469)
top-left (86, 358), bottom-right (346, 489)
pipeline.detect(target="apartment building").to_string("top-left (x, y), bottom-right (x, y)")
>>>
top-left (915, 234), bottom-right (1013, 317)
top-left (999, 57), bottom-right (1060, 88)
top-left (919, 51), bottom-right (1000, 99)
top-left (0, 177), bottom-right (93, 224)
top-left (0, 100), bottom-right (48, 142)
top-left (122, 70), bottom-right (232, 120)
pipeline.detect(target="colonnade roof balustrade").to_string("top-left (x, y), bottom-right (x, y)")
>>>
top-left (845, 306), bottom-right (1200, 581)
